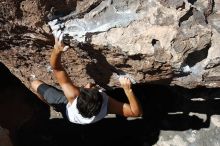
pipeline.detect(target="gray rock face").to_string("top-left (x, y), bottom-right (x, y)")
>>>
top-left (154, 115), bottom-right (220, 146)
top-left (45, 0), bottom-right (220, 88)
top-left (63, 0), bottom-right (140, 42)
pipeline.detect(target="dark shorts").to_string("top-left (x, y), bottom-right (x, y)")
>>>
top-left (37, 83), bottom-right (68, 114)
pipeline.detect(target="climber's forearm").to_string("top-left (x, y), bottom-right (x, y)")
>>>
top-left (50, 46), bottom-right (80, 101)
top-left (50, 47), bottom-right (64, 70)
top-left (124, 88), bottom-right (143, 117)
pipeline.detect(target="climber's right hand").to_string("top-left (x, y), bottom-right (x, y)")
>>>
top-left (53, 30), bottom-right (69, 52)
top-left (119, 76), bottom-right (132, 91)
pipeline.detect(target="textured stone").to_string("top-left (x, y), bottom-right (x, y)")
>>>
top-left (211, 115), bottom-right (220, 127)
top-left (1, 0), bottom-right (220, 90)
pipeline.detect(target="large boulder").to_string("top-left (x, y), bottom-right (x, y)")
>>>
top-left (0, 62), bottom-right (50, 145)
top-left (0, 0), bottom-right (220, 89)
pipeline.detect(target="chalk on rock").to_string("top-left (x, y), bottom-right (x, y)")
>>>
top-left (113, 73), bottom-right (137, 84)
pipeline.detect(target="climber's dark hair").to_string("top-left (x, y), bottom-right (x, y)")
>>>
top-left (77, 87), bottom-right (103, 118)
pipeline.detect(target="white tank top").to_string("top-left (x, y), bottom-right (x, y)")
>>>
top-left (66, 91), bottom-right (109, 124)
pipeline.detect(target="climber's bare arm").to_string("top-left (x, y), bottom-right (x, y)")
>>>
top-left (108, 77), bottom-right (143, 117)
top-left (50, 31), bottom-right (79, 103)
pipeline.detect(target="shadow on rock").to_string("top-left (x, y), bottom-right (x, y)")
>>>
top-left (1, 62), bottom-right (220, 146)
top-left (0, 62), bottom-right (50, 145)
top-left (105, 84), bottom-right (220, 144)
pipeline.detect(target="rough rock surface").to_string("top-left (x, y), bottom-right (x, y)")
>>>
top-left (0, 0), bottom-right (219, 89)
top-left (51, 0), bottom-right (220, 89)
